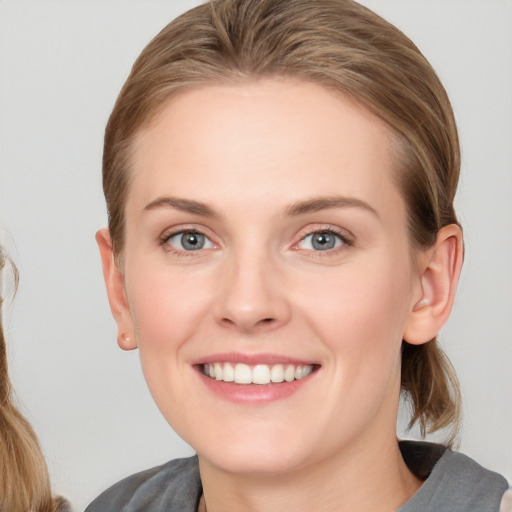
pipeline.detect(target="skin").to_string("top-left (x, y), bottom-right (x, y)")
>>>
top-left (98, 79), bottom-right (463, 512)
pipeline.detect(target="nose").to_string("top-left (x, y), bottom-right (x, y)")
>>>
top-left (214, 251), bottom-right (291, 334)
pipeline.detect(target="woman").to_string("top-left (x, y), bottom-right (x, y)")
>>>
top-left (0, 247), bottom-right (71, 512)
top-left (86, 0), bottom-right (509, 510)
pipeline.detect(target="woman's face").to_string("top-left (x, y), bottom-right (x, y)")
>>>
top-left (112, 79), bottom-right (425, 474)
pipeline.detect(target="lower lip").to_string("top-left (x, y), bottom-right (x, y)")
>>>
top-left (197, 370), bottom-right (316, 404)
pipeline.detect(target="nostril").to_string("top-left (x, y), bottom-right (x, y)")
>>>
top-left (219, 316), bottom-right (276, 333)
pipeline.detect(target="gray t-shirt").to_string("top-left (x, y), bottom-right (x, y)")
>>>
top-left (85, 441), bottom-right (508, 512)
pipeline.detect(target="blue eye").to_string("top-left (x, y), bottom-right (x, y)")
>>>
top-left (165, 231), bottom-right (214, 251)
top-left (298, 231), bottom-right (344, 251)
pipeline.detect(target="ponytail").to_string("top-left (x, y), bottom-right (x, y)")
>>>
top-left (401, 340), bottom-right (461, 446)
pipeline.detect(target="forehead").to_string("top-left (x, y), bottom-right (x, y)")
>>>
top-left (128, 79), bottom-right (404, 219)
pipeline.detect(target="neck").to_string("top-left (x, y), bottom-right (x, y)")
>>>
top-left (198, 432), bottom-right (421, 512)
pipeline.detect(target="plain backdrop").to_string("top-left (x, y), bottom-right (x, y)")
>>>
top-left (0, 1), bottom-right (511, 510)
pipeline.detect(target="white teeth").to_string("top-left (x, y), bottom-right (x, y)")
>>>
top-left (234, 363), bottom-right (252, 384)
top-left (223, 362), bottom-right (234, 382)
top-left (202, 362), bottom-right (315, 385)
top-left (270, 364), bottom-right (284, 383)
top-left (294, 365), bottom-right (313, 379)
top-left (284, 365), bottom-right (295, 382)
top-left (252, 365), bottom-right (271, 385)
top-left (302, 365), bottom-right (313, 378)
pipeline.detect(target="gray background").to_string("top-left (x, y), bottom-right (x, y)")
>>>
top-left (1, 1), bottom-right (510, 510)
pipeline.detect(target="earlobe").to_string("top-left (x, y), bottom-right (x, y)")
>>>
top-left (404, 224), bottom-right (463, 345)
top-left (96, 229), bottom-right (137, 350)
top-left (117, 332), bottom-right (135, 351)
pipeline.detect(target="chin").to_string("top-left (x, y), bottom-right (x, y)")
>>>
top-left (200, 445), bottom-right (308, 476)
top-left (191, 422), bottom-right (321, 476)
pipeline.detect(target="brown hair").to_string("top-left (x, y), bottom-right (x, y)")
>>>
top-left (0, 247), bottom-right (71, 512)
top-left (103, 0), bottom-right (461, 442)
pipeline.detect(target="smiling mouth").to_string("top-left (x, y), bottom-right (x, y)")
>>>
top-left (201, 362), bottom-right (317, 385)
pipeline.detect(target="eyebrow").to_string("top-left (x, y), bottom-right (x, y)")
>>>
top-left (283, 196), bottom-right (379, 218)
top-left (143, 196), bottom-right (218, 217)
top-left (143, 194), bottom-right (379, 219)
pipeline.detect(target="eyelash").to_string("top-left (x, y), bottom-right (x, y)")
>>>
top-left (160, 228), bottom-right (216, 257)
top-left (293, 227), bottom-right (353, 255)
top-left (159, 226), bottom-right (353, 257)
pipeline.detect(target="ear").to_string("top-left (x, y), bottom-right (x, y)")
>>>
top-left (96, 228), bottom-right (137, 350)
top-left (403, 224), bottom-right (464, 345)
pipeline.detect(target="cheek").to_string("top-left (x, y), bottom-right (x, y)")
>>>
top-left (122, 265), bottom-right (216, 436)
top-left (125, 265), bottom-right (214, 353)
top-left (298, 255), bottom-right (413, 374)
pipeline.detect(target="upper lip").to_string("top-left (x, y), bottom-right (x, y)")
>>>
top-left (191, 352), bottom-right (319, 366)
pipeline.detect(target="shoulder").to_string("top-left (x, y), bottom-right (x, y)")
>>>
top-left (399, 441), bottom-right (509, 512)
top-left (436, 449), bottom-right (509, 509)
top-left (84, 455), bottom-right (201, 512)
